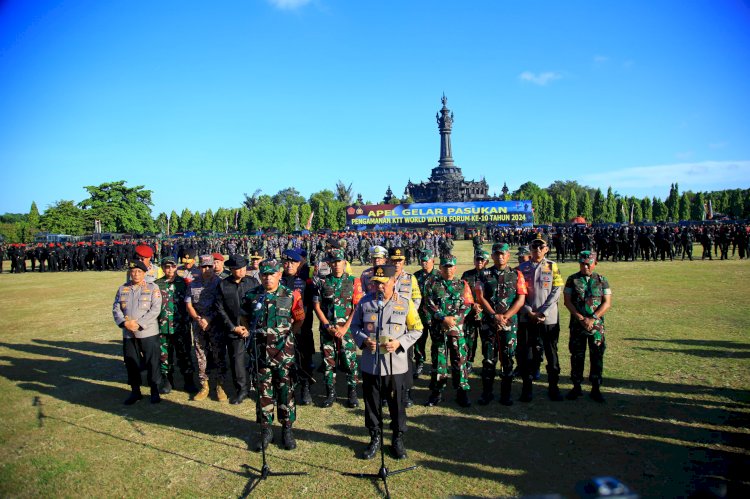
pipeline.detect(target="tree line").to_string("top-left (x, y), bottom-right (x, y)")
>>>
top-left (1, 180), bottom-right (748, 243)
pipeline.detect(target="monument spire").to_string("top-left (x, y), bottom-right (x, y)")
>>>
top-left (431, 94), bottom-right (463, 182)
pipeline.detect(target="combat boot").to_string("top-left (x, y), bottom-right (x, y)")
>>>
top-left (216, 384), bottom-right (228, 402)
top-left (548, 373), bottom-right (564, 402)
top-left (590, 379), bottom-right (605, 403)
top-left (477, 378), bottom-right (494, 406)
top-left (299, 380), bottom-right (313, 406)
top-left (566, 383), bottom-right (583, 400)
top-left (361, 429), bottom-right (381, 460)
top-left (124, 387), bottom-right (143, 405)
top-left (347, 386), bottom-right (359, 408)
top-left (192, 381), bottom-right (209, 401)
top-left (183, 376), bottom-right (200, 394)
top-left (150, 384), bottom-right (161, 404)
top-left (425, 390), bottom-right (442, 407)
top-left (391, 431), bottom-right (407, 459)
top-left (230, 391), bottom-right (248, 405)
top-left (281, 424), bottom-right (297, 450)
top-left (519, 377), bottom-right (533, 402)
top-left (405, 389), bottom-right (415, 408)
top-left (456, 388), bottom-right (472, 408)
top-left (254, 426), bottom-right (274, 452)
top-left (413, 362), bottom-right (424, 379)
top-left (158, 377), bottom-right (172, 395)
top-left (321, 385), bottom-right (336, 408)
top-left (499, 377), bottom-right (514, 406)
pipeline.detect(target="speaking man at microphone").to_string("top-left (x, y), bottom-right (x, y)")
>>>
top-left (350, 264), bottom-right (423, 460)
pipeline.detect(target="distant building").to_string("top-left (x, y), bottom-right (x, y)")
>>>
top-left (401, 95), bottom-right (494, 203)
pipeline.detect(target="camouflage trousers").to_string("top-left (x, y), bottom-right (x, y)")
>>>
top-left (159, 326), bottom-right (194, 376)
top-left (256, 360), bottom-right (296, 426)
top-left (480, 323), bottom-right (517, 381)
top-left (193, 321), bottom-right (227, 383)
top-left (319, 330), bottom-right (359, 388)
top-left (569, 326), bottom-right (606, 384)
top-left (464, 318), bottom-right (482, 364)
top-left (429, 330), bottom-right (470, 392)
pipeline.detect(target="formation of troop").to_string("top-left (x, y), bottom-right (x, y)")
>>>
top-left (112, 231), bottom-right (613, 460)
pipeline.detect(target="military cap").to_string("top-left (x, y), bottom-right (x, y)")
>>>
top-left (326, 238), bottom-right (341, 249)
top-left (181, 249), bottom-right (196, 262)
top-left (259, 259), bottom-right (282, 274)
top-left (389, 247), bottom-right (406, 260)
top-left (529, 237), bottom-right (547, 249)
top-left (129, 260), bottom-right (148, 272)
top-left (419, 249), bottom-right (434, 262)
top-left (281, 249), bottom-right (301, 262)
top-left (326, 248), bottom-right (346, 262)
top-left (516, 246), bottom-right (531, 257)
top-left (226, 254), bottom-right (248, 270)
top-left (369, 245), bottom-right (388, 258)
top-left (160, 256), bottom-right (177, 266)
top-left (492, 242), bottom-right (510, 253)
top-left (212, 252), bottom-right (225, 262)
top-left (371, 264), bottom-right (396, 283)
top-left (248, 249), bottom-right (263, 260)
top-left (199, 255), bottom-right (214, 267)
top-left (578, 251), bottom-right (597, 265)
top-left (474, 249), bottom-right (490, 260)
top-left (298, 248), bottom-right (308, 258)
top-left (440, 255), bottom-right (457, 267)
top-left (135, 244), bottom-right (153, 258)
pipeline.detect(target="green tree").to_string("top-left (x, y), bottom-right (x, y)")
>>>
top-left (553, 194), bottom-right (567, 222)
top-left (204, 209), bottom-right (214, 232)
top-left (579, 190), bottom-right (593, 222)
top-left (190, 212), bottom-right (202, 232)
top-left (274, 205), bottom-right (288, 232)
top-left (605, 187), bottom-right (616, 223)
top-left (28, 202), bottom-right (40, 232)
top-left (632, 199), bottom-right (643, 223)
top-left (335, 181), bottom-right (354, 205)
top-left (728, 189), bottom-right (744, 218)
top-left (300, 203), bottom-right (313, 230)
top-left (616, 199), bottom-right (627, 223)
top-left (273, 188), bottom-right (306, 208)
top-left (566, 189), bottom-right (578, 221)
top-left (592, 188), bottom-right (605, 222)
top-left (41, 200), bottom-right (88, 235)
top-left (169, 210), bottom-right (180, 233)
top-left (180, 209), bottom-right (193, 231)
top-left (155, 212), bottom-right (168, 234)
top-left (652, 197), bottom-right (668, 222)
top-left (691, 192), bottom-right (706, 221)
top-left (641, 197), bottom-right (652, 222)
top-left (78, 180), bottom-right (154, 234)
top-left (679, 193), bottom-right (691, 221)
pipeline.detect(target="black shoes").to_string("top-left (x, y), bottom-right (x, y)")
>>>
top-left (361, 430), bottom-right (381, 460)
top-left (566, 383), bottom-right (583, 400)
top-left (391, 432), bottom-right (407, 459)
top-left (321, 386), bottom-right (335, 408)
top-left (158, 378), bottom-right (172, 395)
top-left (456, 389), bottom-right (472, 408)
top-left (230, 391), bottom-right (248, 405)
top-left (124, 390), bottom-right (143, 405)
top-left (299, 381), bottom-right (313, 406)
top-left (255, 426), bottom-right (274, 452)
top-left (425, 391), bottom-right (442, 407)
top-left (281, 425), bottom-right (296, 450)
top-left (347, 387), bottom-right (359, 408)
top-left (405, 389), bottom-right (415, 408)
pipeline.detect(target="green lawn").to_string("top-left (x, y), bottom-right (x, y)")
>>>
top-left (1, 240), bottom-right (748, 498)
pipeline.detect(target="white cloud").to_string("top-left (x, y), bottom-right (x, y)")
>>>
top-left (709, 141), bottom-right (728, 149)
top-left (267, 0), bottom-right (312, 9)
top-left (593, 55), bottom-right (609, 63)
top-left (580, 160), bottom-right (750, 190)
top-left (675, 151), bottom-right (694, 160)
top-left (519, 71), bottom-right (562, 86)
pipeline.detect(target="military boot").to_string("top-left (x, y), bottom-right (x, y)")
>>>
top-left (150, 383), bottom-right (161, 404)
top-left (477, 378), bottom-right (495, 406)
top-left (361, 429), bottom-right (381, 460)
top-left (281, 424), bottom-right (297, 450)
top-left (192, 381), bottom-right (209, 401)
top-left (347, 386), bottom-right (359, 408)
top-left (299, 380), bottom-right (313, 406)
top-left (158, 377), bottom-right (172, 395)
top-left (566, 383), bottom-right (583, 400)
top-left (254, 426), bottom-right (274, 452)
top-left (124, 387), bottom-right (143, 405)
top-left (405, 389), bottom-right (415, 408)
top-left (321, 385), bottom-right (336, 408)
top-left (548, 373), bottom-right (564, 401)
top-left (519, 377), bottom-right (533, 402)
top-left (425, 390), bottom-right (442, 407)
top-left (413, 362), bottom-right (424, 379)
top-left (590, 379), bottom-right (605, 403)
top-left (183, 376), bottom-right (200, 394)
top-left (216, 384), bottom-right (228, 402)
top-left (499, 377), bottom-right (514, 406)
top-left (456, 388), bottom-right (472, 408)
top-left (391, 431), bottom-right (407, 459)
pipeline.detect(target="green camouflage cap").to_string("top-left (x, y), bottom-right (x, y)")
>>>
top-left (516, 246), bottom-right (531, 257)
top-left (419, 249), bottom-right (434, 261)
top-left (259, 259), bottom-right (282, 274)
top-left (439, 255), bottom-right (457, 266)
top-left (474, 249), bottom-right (490, 260)
top-left (160, 256), bottom-right (178, 266)
top-left (578, 251), bottom-right (597, 265)
top-left (492, 242), bottom-right (510, 253)
top-left (326, 248), bottom-right (346, 262)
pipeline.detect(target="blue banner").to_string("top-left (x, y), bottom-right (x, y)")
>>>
top-left (346, 200), bottom-right (533, 227)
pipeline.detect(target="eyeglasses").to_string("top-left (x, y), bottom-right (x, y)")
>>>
top-left (163, 264), bottom-right (176, 268)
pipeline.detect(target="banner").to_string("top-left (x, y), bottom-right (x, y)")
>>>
top-left (346, 200), bottom-right (533, 228)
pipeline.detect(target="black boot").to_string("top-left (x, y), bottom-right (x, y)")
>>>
top-left (230, 391), bottom-right (248, 405)
top-left (566, 383), bottom-right (583, 400)
top-left (477, 377), bottom-right (495, 406)
top-left (425, 390), bottom-right (442, 407)
top-left (299, 380), bottom-right (313, 406)
top-left (281, 424), bottom-right (297, 450)
top-left (499, 377), bottom-right (513, 406)
top-left (391, 431), bottom-right (407, 459)
top-left (548, 373), bottom-right (564, 401)
top-left (519, 377), bottom-right (533, 402)
top-left (254, 426), bottom-right (274, 452)
top-left (590, 379), bottom-right (605, 403)
top-left (124, 387), bottom-right (143, 405)
top-left (183, 376), bottom-right (200, 394)
top-left (361, 429), bottom-right (381, 460)
top-left (413, 362), bottom-right (424, 379)
top-left (347, 386), bottom-right (359, 408)
top-left (456, 388), bottom-right (472, 408)
top-left (158, 377), bottom-right (172, 395)
top-left (321, 385), bottom-right (335, 408)
top-left (405, 389), bottom-right (415, 408)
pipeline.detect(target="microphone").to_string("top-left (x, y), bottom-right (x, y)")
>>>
top-left (376, 291), bottom-right (384, 310)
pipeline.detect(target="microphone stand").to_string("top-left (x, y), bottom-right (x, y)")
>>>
top-left (242, 292), bottom-right (306, 495)
top-left (342, 291), bottom-right (417, 499)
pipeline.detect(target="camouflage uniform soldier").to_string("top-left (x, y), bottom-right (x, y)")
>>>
top-left (241, 259), bottom-right (305, 451)
top-left (563, 251), bottom-right (612, 403)
top-left (155, 256), bottom-right (197, 395)
top-left (313, 249), bottom-right (364, 408)
top-left (460, 249), bottom-right (489, 372)
top-left (413, 249), bottom-right (440, 378)
top-left (360, 245), bottom-right (388, 294)
top-left (424, 255), bottom-right (474, 408)
top-left (475, 242), bottom-right (528, 406)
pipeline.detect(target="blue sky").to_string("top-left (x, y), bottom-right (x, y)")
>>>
top-left (1, 0), bottom-right (749, 216)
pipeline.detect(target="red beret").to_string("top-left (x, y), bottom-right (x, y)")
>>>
top-left (135, 244), bottom-right (153, 258)
top-left (212, 252), bottom-right (224, 262)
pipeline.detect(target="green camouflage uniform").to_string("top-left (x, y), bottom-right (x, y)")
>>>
top-left (564, 271), bottom-right (611, 384)
top-left (425, 277), bottom-right (472, 392)
top-left (460, 267), bottom-right (486, 364)
top-left (313, 273), bottom-right (361, 388)
top-left (413, 267), bottom-right (440, 365)
top-left (155, 275), bottom-right (194, 378)
top-left (243, 284), bottom-right (298, 426)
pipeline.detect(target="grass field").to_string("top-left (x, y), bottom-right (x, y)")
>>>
top-left (1, 240), bottom-right (749, 498)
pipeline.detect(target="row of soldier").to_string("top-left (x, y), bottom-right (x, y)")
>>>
top-left (114, 237), bottom-right (612, 458)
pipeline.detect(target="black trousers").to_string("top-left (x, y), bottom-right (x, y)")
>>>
top-left (123, 335), bottom-right (161, 389)
top-left (518, 322), bottom-right (561, 380)
top-left (227, 335), bottom-right (249, 394)
top-left (363, 371), bottom-right (407, 434)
